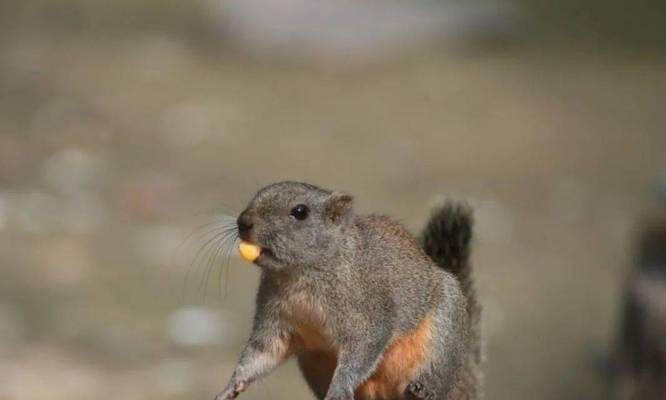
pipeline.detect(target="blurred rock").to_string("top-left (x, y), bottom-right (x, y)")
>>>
top-left (13, 190), bottom-right (61, 233)
top-left (42, 148), bottom-right (103, 196)
top-left (10, 188), bottom-right (106, 234)
top-left (214, 0), bottom-right (514, 63)
top-left (166, 306), bottom-right (235, 347)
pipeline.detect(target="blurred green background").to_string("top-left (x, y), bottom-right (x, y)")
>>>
top-left (0, 1), bottom-right (664, 399)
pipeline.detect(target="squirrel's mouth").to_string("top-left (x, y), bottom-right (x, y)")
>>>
top-left (258, 248), bottom-right (274, 262)
top-left (238, 237), bottom-right (279, 267)
top-left (248, 247), bottom-right (277, 269)
top-left (245, 242), bottom-right (276, 265)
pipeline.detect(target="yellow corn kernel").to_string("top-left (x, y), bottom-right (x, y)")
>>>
top-left (239, 241), bottom-right (261, 262)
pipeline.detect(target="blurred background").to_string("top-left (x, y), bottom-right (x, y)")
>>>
top-left (0, 0), bottom-right (665, 399)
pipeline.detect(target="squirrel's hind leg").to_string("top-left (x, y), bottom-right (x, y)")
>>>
top-left (403, 283), bottom-right (479, 400)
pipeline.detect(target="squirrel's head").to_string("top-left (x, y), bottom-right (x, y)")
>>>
top-left (237, 182), bottom-right (352, 269)
top-left (237, 181), bottom-right (354, 270)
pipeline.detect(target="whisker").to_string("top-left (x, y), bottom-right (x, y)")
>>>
top-left (215, 232), bottom-right (235, 297)
top-left (218, 233), bottom-right (239, 298)
top-left (217, 231), bottom-right (240, 297)
top-left (199, 229), bottom-right (236, 299)
top-left (200, 228), bottom-right (239, 301)
top-left (207, 232), bottom-right (234, 295)
top-left (178, 207), bottom-right (244, 304)
top-left (182, 218), bottom-right (238, 301)
top-left (204, 229), bottom-right (237, 300)
top-left (180, 216), bottom-right (237, 248)
top-left (220, 234), bottom-right (236, 297)
top-left (195, 234), bottom-right (220, 297)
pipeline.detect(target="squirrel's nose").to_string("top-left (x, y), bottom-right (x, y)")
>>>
top-left (237, 211), bottom-right (255, 238)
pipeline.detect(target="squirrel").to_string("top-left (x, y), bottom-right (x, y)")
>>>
top-left (610, 218), bottom-right (666, 400)
top-left (214, 181), bottom-right (482, 400)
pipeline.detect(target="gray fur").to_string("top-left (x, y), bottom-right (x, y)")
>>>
top-left (214, 182), bottom-right (482, 400)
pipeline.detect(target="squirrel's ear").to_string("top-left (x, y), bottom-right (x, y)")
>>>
top-left (325, 192), bottom-right (353, 222)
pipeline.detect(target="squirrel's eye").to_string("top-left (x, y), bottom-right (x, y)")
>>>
top-left (290, 204), bottom-right (309, 221)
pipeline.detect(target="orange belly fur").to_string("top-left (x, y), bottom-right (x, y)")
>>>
top-left (355, 314), bottom-right (433, 399)
top-left (295, 314), bottom-right (433, 400)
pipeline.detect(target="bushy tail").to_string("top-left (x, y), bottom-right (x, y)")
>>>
top-left (421, 201), bottom-right (484, 390)
top-left (420, 202), bottom-right (477, 316)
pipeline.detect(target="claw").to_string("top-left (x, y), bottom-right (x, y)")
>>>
top-left (234, 381), bottom-right (247, 393)
top-left (214, 379), bottom-right (248, 400)
top-left (406, 381), bottom-right (433, 400)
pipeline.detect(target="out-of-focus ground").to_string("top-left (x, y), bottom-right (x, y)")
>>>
top-left (0, 1), bottom-right (665, 400)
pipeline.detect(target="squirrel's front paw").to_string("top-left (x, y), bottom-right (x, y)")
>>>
top-left (214, 380), bottom-right (248, 400)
